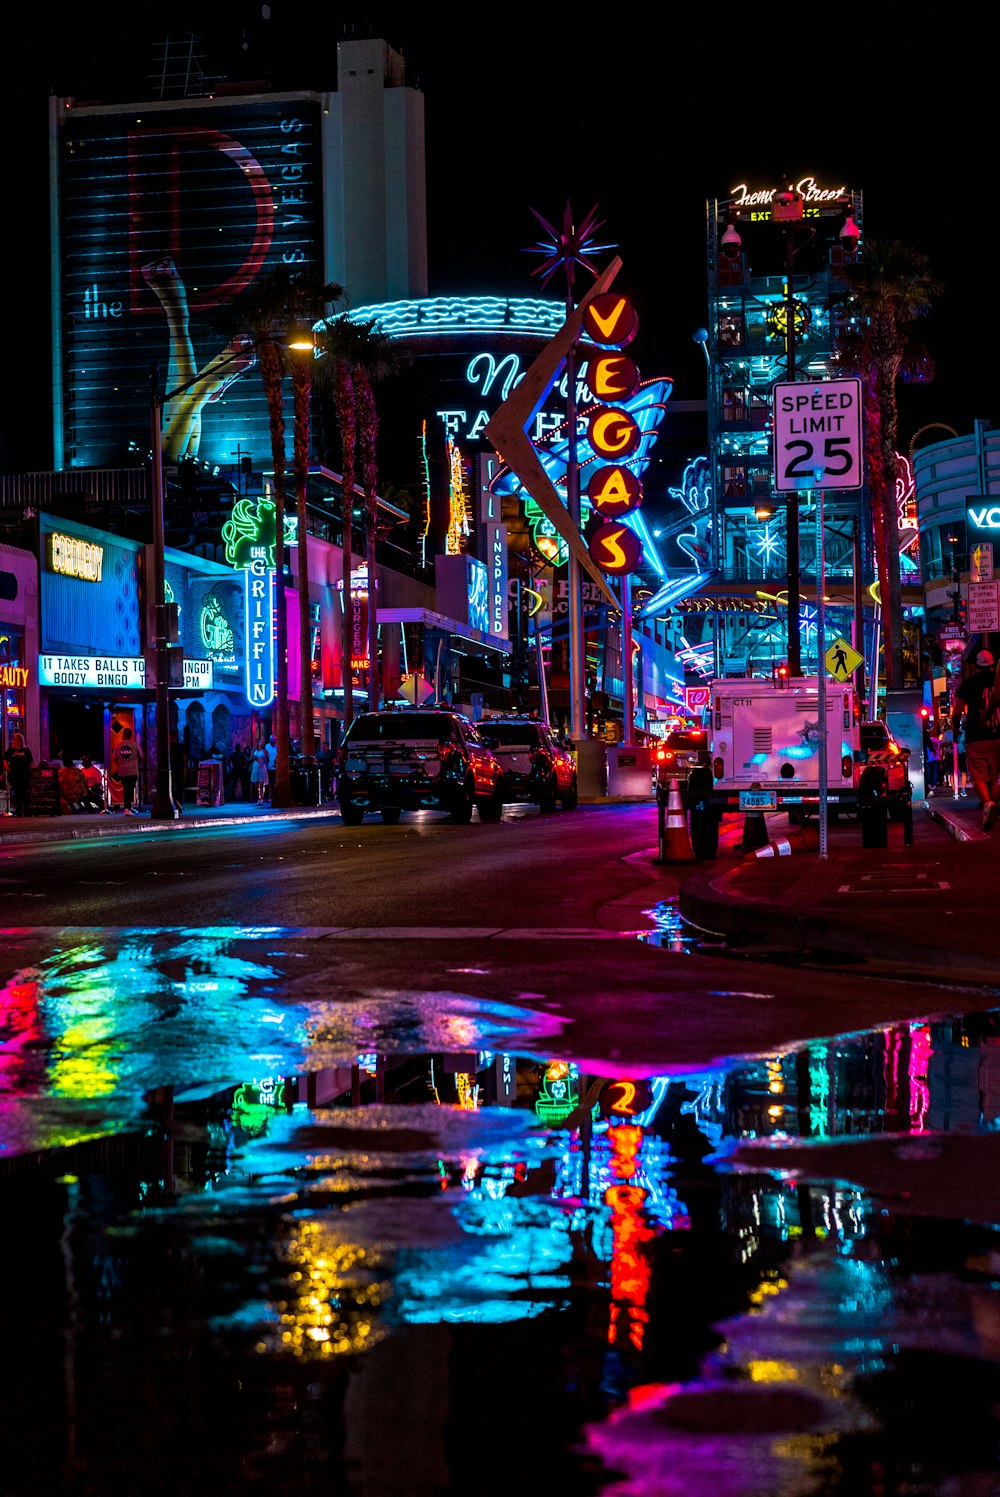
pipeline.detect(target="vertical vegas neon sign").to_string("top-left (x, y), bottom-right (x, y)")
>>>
top-left (244, 554), bottom-right (276, 707)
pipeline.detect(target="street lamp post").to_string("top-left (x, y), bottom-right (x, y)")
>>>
top-left (149, 364), bottom-right (180, 821)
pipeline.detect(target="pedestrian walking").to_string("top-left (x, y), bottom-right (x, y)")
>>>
top-left (956, 724), bottom-right (968, 796)
top-left (2, 732), bottom-right (34, 817)
top-left (952, 649), bottom-right (1000, 829)
top-left (111, 728), bottom-right (142, 816)
top-left (925, 730), bottom-right (941, 794)
top-left (265, 733), bottom-right (278, 800)
top-left (169, 736), bottom-right (187, 814)
top-left (230, 745), bottom-right (250, 802)
top-left (250, 741), bottom-right (269, 803)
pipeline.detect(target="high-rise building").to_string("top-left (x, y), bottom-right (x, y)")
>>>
top-left (700, 176), bottom-right (868, 677)
top-left (49, 37), bottom-right (427, 474)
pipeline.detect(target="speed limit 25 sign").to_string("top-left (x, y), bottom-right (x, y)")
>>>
top-left (772, 378), bottom-right (862, 492)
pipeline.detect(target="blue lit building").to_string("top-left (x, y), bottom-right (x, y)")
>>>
top-left (696, 177), bottom-right (872, 678)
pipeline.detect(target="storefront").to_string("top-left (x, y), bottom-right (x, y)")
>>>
top-left (38, 515), bottom-right (254, 803)
top-left (38, 517), bottom-right (149, 783)
top-left (0, 543), bottom-right (40, 763)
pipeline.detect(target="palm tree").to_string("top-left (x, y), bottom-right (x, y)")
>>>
top-left (287, 278), bottom-right (346, 772)
top-left (834, 240), bottom-right (941, 691)
top-left (215, 270), bottom-right (298, 806)
top-left (218, 270), bottom-right (343, 804)
top-left (352, 324), bottom-right (411, 709)
top-left (315, 316), bottom-right (384, 728)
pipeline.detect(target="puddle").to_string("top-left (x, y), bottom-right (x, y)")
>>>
top-left (4, 969), bottom-right (1000, 1495)
top-left (638, 898), bottom-right (729, 953)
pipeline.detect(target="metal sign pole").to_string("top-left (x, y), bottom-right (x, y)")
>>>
top-left (815, 469), bottom-right (828, 859)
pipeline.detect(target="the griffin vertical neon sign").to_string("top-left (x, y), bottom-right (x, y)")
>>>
top-left (244, 557), bottom-right (276, 707)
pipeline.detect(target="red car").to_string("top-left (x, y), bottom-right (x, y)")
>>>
top-left (478, 717), bottom-right (578, 812)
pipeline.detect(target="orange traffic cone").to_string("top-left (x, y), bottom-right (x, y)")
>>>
top-left (738, 781), bottom-right (770, 850)
top-left (659, 777), bottom-right (697, 863)
top-left (747, 822), bottom-right (820, 860)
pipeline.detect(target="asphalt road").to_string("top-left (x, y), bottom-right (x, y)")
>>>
top-left (0, 802), bottom-right (663, 929)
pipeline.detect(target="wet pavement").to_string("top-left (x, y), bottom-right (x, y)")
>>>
top-left (3, 798), bottom-right (1000, 1494)
top-left (5, 968), bottom-right (1000, 1496)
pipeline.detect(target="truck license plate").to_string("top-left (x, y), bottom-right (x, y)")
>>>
top-left (739, 789), bottom-right (776, 810)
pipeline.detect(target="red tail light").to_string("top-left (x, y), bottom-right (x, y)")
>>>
top-left (713, 757), bottom-right (724, 780)
top-left (842, 753), bottom-right (852, 777)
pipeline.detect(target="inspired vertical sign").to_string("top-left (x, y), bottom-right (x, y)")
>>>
top-left (244, 558), bottom-right (276, 707)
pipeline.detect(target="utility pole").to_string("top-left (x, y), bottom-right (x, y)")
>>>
top-left (784, 221), bottom-right (802, 676)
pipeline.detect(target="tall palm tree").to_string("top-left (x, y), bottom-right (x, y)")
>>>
top-left (316, 316), bottom-right (382, 728)
top-left (218, 270), bottom-right (343, 804)
top-left (834, 240), bottom-right (941, 691)
top-left (215, 271), bottom-right (299, 806)
top-left (287, 278), bottom-right (346, 771)
top-left (352, 324), bottom-right (411, 709)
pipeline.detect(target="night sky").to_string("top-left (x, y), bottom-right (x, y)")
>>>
top-left (5, 1), bottom-right (995, 500)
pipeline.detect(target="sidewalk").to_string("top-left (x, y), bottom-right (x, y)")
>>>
top-left (0, 799), bottom-right (340, 845)
top-left (677, 796), bottom-right (1000, 986)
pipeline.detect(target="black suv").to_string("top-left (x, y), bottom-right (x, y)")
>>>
top-left (335, 710), bottom-right (504, 825)
top-left (478, 718), bottom-right (578, 812)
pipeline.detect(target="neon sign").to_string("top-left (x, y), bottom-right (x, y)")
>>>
top-left (222, 494), bottom-right (296, 570)
top-left (730, 176), bottom-right (847, 210)
top-left (47, 532), bottom-right (104, 583)
top-left (200, 591), bottom-right (236, 661)
top-left (244, 560), bottom-right (276, 707)
top-left (589, 408), bottom-right (640, 460)
top-left (587, 464), bottom-right (642, 517)
top-left (0, 665), bottom-right (29, 689)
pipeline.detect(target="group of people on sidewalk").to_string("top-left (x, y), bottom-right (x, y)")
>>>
top-left (3, 726), bottom-right (336, 819)
top-left (1, 730), bottom-right (143, 817)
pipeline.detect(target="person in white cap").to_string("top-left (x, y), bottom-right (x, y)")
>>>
top-left (952, 649), bottom-right (1000, 829)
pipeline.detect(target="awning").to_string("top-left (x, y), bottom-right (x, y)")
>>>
top-left (377, 607), bottom-right (511, 656)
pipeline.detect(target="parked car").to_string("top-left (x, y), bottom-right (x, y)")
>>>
top-left (478, 717), bottom-right (578, 812)
top-left (335, 709), bottom-right (504, 825)
top-left (652, 726), bottom-right (710, 786)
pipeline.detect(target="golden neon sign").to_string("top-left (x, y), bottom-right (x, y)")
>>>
top-left (589, 408), bottom-right (640, 459)
top-left (48, 532), bottom-right (105, 583)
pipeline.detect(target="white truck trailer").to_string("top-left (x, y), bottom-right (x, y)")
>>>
top-left (684, 676), bottom-right (911, 857)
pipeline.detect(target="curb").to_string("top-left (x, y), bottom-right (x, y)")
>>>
top-left (923, 798), bottom-right (988, 842)
top-left (0, 806), bottom-right (341, 846)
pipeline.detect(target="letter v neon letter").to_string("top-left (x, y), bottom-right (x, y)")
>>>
top-left (589, 297), bottom-right (627, 341)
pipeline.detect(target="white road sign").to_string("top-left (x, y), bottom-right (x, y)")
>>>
top-left (773, 378), bottom-right (863, 493)
top-left (968, 580), bottom-right (1000, 633)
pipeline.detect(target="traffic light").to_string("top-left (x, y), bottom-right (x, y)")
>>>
top-left (772, 661), bottom-right (789, 687)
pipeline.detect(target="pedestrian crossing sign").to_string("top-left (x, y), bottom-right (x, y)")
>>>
top-left (825, 636), bottom-right (863, 681)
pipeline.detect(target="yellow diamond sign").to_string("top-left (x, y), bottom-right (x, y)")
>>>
top-left (825, 636), bottom-right (864, 682)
